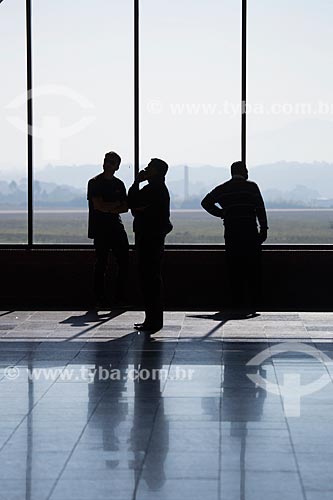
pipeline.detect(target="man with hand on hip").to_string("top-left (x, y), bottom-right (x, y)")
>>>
top-left (201, 161), bottom-right (268, 311)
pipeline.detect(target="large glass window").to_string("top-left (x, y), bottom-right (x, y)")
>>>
top-left (32, 0), bottom-right (134, 243)
top-left (248, 0), bottom-right (333, 243)
top-left (140, 0), bottom-right (241, 243)
top-left (0, 0), bottom-right (27, 243)
top-left (2, 1), bottom-right (333, 246)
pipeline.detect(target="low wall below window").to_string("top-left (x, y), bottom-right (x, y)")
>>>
top-left (0, 248), bottom-right (332, 310)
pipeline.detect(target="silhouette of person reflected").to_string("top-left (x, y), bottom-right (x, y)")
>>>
top-left (201, 161), bottom-right (268, 311)
top-left (87, 151), bottom-right (129, 308)
top-left (88, 334), bottom-right (168, 492)
top-left (88, 354), bottom-right (129, 470)
top-left (128, 158), bottom-right (173, 332)
top-left (131, 336), bottom-right (168, 490)
top-left (222, 347), bottom-right (267, 500)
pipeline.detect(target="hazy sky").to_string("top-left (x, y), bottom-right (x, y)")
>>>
top-left (1, 0), bottom-right (333, 177)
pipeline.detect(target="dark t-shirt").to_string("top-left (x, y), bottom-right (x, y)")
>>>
top-left (127, 181), bottom-right (172, 236)
top-left (87, 174), bottom-right (127, 239)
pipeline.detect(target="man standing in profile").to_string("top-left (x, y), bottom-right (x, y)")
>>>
top-left (87, 151), bottom-right (129, 307)
top-left (201, 161), bottom-right (268, 311)
top-left (128, 158), bottom-right (172, 332)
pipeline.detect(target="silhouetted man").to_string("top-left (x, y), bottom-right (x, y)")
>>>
top-left (87, 151), bottom-right (129, 307)
top-left (201, 161), bottom-right (268, 310)
top-left (128, 158), bottom-right (172, 332)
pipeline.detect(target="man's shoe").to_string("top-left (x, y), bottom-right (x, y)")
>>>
top-left (134, 322), bottom-right (163, 332)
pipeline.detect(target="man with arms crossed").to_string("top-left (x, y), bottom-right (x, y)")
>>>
top-left (87, 151), bottom-right (129, 308)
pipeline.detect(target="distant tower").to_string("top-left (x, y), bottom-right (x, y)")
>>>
top-left (184, 165), bottom-right (189, 200)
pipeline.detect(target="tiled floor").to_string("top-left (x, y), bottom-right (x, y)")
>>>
top-left (1, 310), bottom-right (333, 500)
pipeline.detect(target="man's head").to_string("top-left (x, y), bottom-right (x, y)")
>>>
top-left (144, 158), bottom-right (168, 181)
top-left (231, 161), bottom-right (248, 179)
top-left (103, 151), bottom-right (121, 176)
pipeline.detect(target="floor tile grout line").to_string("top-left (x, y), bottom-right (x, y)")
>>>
top-left (131, 320), bottom-right (182, 500)
top-left (218, 347), bottom-right (223, 500)
top-left (0, 310), bottom-right (102, 455)
top-left (0, 345), bottom-right (84, 454)
top-left (264, 316), bottom-right (308, 498)
top-left (0, 351), bottom-right (30, 384)
top-left (44, 394), bottom-right (109, 500)
top-left (131, 396), bottom-right (163, 500)
top-left (132, 359), bottom-right (176, 499)
top-left (0, 340), bottom-right (45, 452)
top-left (270, 352), bottom-right (309, 500)
top-left (3, 311), bottom-right (333, 499)
top-left (45, 333), bottom-right (138, 500)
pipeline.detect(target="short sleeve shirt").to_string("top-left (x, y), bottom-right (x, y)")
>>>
top-left (87, 174), bottom-right (127, 239)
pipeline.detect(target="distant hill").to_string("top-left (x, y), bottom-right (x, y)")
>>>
top-left (35, 163), bottom-right (134, 189)
top-left (1, 161), bottom-right (333, 208)
top-left (250, 161), bottom-right (333, 198)
top-left (34, 160), bottom-right (333, 197)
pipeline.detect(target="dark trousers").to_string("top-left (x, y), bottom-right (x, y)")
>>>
top-left (225, 226), bottom-right (262, 309)
top-left (94, 229), bottom-right (129, 301)
top-left (135, 233), bottom-right (165, 326)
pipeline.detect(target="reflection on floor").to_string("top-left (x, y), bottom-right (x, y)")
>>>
top-left (1, 310), bottom-right (333, 500)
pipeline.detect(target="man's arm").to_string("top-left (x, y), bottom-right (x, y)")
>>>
top-left (89, 179), bottom-right (128, 214)
top-left (254, 186), bottom-right (268, 243)
top-left (128, 178), bottom-right (151, 212)
top-left (92, 198), bottom-right (128, 214)
top-left (201, 190), bottom-right (224, 218)
top-left (127, 179), bottom-right (141, 208)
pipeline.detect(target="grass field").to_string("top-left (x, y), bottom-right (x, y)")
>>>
top-left (1, 209), bottom-right (333, 244)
